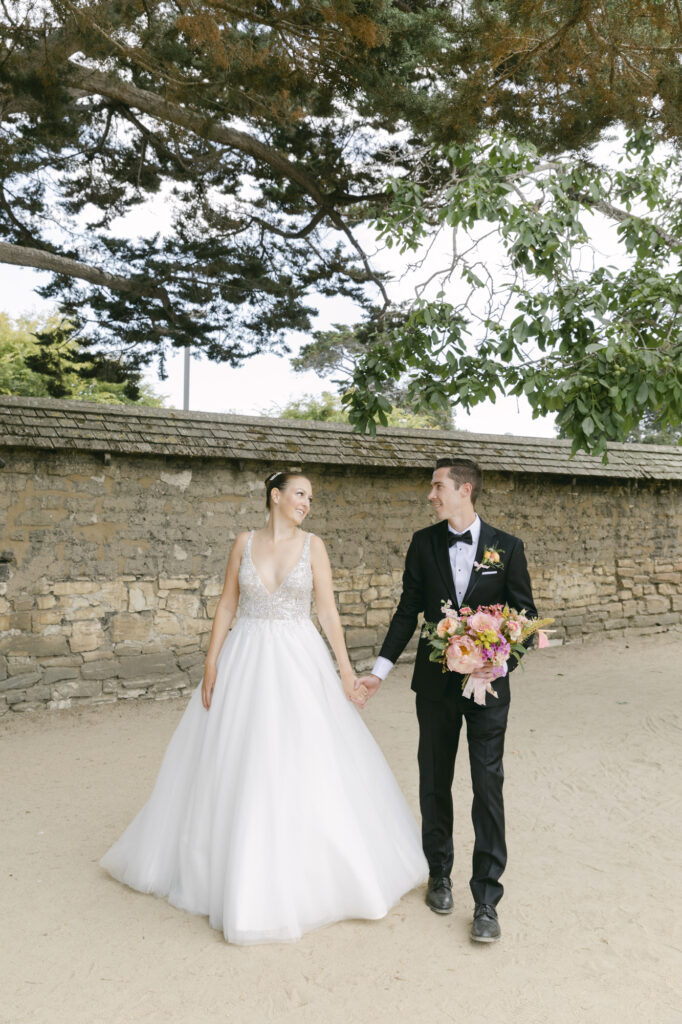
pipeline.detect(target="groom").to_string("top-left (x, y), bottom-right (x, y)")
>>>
top-left (356, 457), bottom-right (537, 942)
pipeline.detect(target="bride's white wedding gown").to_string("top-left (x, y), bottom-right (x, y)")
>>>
top-left (100, 530), bottom-right (428, 944)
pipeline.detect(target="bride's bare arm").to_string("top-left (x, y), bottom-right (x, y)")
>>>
top-left (201, 531), bottom-right (249, 710)
top-left (310, 535), bottom-right (367, 706)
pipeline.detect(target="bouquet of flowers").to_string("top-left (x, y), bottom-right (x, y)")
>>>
top-left (421, 602), bottom-right (555, 705)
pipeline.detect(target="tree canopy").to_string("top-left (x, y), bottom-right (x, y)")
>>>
top-left (625, 410), bottom-right (682, 446)
top-left (0, 0), bottom-right (453, 374)
top-left (2, 4), bottom-right (680, 349)
top-left (1, 2), bottom-right (681, 449)
top-left (0, 313), bottom-right (164, 403)
top-left (270, 388), bottom-right (454, 430)
top-left (330, 129), bottom-right (682, 456)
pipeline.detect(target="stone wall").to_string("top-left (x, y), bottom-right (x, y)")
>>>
top-left (1, 398), bottom-right (681, 714)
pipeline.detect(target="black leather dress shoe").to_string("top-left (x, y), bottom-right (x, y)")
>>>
top-left (470, 903), bottom-right (501, 942)
top-left (425, 875), bottom-right (453, 914)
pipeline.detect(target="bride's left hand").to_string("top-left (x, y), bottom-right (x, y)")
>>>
top-left (342, 671), bottom-right (367, 707)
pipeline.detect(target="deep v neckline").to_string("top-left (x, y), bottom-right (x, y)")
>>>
top-left (247, 531), bottom-right (308, 597)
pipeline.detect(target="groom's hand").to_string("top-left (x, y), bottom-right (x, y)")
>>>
top-left (342, 672), bottom-right (367, 706)
top-left (355, 674), bottom-right (382, 704)
top-left (470, 664), bottom-right (501, 684)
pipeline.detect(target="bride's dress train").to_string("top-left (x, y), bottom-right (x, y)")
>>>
top-left (100, 531), bottom-right (428, 944)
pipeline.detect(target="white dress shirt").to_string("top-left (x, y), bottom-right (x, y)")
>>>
top-left (369, 514), bottom-right (504, 682)
top-left (450, 514), bottom-right (480, 606)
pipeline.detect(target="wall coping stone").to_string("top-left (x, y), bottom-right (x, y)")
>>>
top-left (1, 394), bottom-right (681, 480)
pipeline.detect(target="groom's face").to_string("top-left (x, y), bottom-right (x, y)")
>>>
top-left (428, 467), bottom-right (472, 521)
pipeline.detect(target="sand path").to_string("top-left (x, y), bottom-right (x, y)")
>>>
top-left (2, 631), bottom-right (681, 1024)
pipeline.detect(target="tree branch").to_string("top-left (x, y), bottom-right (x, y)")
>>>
top-left (0, 94), bottom-right (44, 117)
top-left (0, 184), bottom-right (46, 247)
top-left (252, 209), bottom-right (326, 239)
top-left (115, 103), bottom-right (193, 175)
top-left (66, 63), bottom-right (390, 300)
top-left (327, 209), bottom-right (390, 306)
top-left (68, 63), bottom-right (330, 205)
top-left (575, 192), bottom-right (682, 250)
top-left (492, 1), bottom-right (593, 78)
top-left (0, 239), bottom-right (178, 317)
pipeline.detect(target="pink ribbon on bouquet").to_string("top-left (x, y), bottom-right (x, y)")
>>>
top-left (462, 674), bottom-right (499, 706)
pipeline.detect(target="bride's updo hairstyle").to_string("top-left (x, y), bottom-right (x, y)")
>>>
top-left (264, 469), bottom-right (303, 510)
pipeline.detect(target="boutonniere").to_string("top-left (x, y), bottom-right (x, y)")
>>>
top-left (474, 547), bottom-right (504, 572)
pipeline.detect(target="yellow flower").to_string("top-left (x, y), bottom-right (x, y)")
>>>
top-left (478, 629), bottom-right (499, 645)
top-left (484, 549), bottom-right (500, 563)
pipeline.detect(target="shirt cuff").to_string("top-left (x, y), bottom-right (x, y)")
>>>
top-left (371, 656), bottom-right (394, 681)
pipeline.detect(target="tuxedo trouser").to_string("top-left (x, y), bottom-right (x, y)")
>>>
top-left (415, 690), bottom-right (509, 907)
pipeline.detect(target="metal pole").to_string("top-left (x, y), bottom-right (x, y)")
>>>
top-left (183, 345), bottom-right (190, 410)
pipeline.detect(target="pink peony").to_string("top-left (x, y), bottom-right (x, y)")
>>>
top-left (446, 634), bottom-right (484, 674)
top-left (436, 615), bottom-right (459, 638)
top-left (467, 611), bottom-right (502, 636)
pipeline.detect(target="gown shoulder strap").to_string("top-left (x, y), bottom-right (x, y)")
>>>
top-left (242, 530), bottom-right (255, 561)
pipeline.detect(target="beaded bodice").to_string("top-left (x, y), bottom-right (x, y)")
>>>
top-left (238, 531), bottom-right (312, 621)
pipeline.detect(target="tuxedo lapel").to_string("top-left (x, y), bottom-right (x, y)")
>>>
top-left (461, 519), bottom-right (497, 608)
top-left (430, 520), bottom-right (458, 609)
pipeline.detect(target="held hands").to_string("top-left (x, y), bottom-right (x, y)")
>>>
top-left (352, 673), bottom-right (382, 709)
top-left (342, 670), bottom-right (367, 707)
top-left (201, 661), bottom-right (377, 712)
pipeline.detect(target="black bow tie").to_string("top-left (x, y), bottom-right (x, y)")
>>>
top-left (448, 530), bottom-right (473, 547)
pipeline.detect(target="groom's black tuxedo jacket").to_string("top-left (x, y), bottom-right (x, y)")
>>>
top-left (379, 518), bottom-right (538, 703)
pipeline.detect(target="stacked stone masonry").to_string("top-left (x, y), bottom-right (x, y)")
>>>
top-left (1, 396), bottom-right (680, 714)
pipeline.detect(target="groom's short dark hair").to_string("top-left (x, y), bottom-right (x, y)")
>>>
top-left (435, 457), bottom-right (482, 504)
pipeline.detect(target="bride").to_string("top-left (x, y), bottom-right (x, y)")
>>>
top-left (100, 469), bottom-right (428, 944)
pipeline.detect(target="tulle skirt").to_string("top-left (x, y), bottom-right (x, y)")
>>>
top-left (99, 616), bottom-right (428, 944)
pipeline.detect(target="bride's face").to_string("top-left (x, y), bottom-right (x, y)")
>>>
top-left (272, 476), bottom-right (312, 525)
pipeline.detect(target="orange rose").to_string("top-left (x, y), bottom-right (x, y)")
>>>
top-left (436, 615), bottom-right (459, 638)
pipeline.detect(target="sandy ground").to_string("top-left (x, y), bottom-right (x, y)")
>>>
top-left (2, 630), bottom-right (682, 1024)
